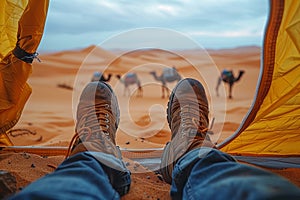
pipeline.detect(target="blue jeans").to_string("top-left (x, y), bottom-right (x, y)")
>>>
top-left (9, 148), bottom-right (300, 200)
top-left (9, 152), bottom-right (131, 200)
top-left (171, 148), bottom-right (300, 200)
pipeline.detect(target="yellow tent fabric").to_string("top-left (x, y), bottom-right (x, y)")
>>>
top-left (0, 0), bottom-right (49, 145)
top-left (220, 0), bottom-right (300, 156)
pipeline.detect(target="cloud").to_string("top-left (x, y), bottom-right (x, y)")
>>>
top-left (188, 29), bottom-right (262, 38)
top-left (39, 0), bottom-right (268, 51)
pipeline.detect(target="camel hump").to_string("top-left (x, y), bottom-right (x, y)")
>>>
top-left (94, 71), bottom-right (103, 77)
top-left (125, 73), bottom-right (137, 84)
top-left (163, 68), bottom-right (177, 79)
top-left (221, 69), bottom-right (231, 77)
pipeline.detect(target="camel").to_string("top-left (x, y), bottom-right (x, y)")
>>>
top-left (117, 73), bottom-right (143, 97)
top-left (216, 69), bottom-right (245, 99)
top-left (150, 67), bottom-right (182, 98)
top-left (91, 72), bottom-right (112, 82)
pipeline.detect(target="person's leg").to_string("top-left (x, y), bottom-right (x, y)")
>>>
top-left (9, 151), bottom-right (130, 200)
top-left (9, 81), bottom-right (131, 199)
top-left (172, 147), bottom-right (300, 200)
top-left (160, 78), bottom-right (214, 184)
top-left (160, 78), bottom-right (300, 199)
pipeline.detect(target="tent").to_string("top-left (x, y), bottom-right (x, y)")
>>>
top-left (0, 0), bottom-right (299, 168)
top-left (0, 0), bottom-right (49, 145)
top-left (219, 0), bottom-right (300, 168)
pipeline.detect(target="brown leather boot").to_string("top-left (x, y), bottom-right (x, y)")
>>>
top-left (160, 78), bottom-right (215, 184)
top-left (67, 81), bottom-right (121, 158)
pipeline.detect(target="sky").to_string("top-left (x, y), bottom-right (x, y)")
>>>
top-left (39, 0), bottom-right (269, 52)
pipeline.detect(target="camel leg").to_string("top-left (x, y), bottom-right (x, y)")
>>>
top-left (124, 86), bottom-right (129, 97)
top-left (123, 87), bottom-right (126, 96)
top-left (216, 77), bottom-right (222, 97)
top-left (162, 85), bottom-right (169, 98)
top-left (161, 85), bottom-right (165, 98)
top-left (166, 87), bottom-right (171, 98)
top-left (137, 87), bottom-right (143, 97)
top-left (229, 83), bottom-right (233, 99)
top-left (127, 87), bottom-right (131, 97)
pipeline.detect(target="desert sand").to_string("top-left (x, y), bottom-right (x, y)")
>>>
top-left (2, 45), bottom-right (299, 199)
top-left (8, 45), bottom-right (261, 147)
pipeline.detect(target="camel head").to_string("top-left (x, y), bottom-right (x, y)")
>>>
top-left (239, 70), bottom-right (245, 77)
top-left (149, 71), bottom-right (156, 76)
top-left (236, 70), bottom-right (245, 82)
top-left (116, 74), bottom-right (121, 80)
top-left (149, 71), bottom-right (160, 81)
top-left (105, 73), bottom-right (112, 82)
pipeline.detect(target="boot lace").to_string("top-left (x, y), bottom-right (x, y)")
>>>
top-left (171, 99), bottom-right (209, 138)
top-left (66, 103), bottom-right (116, 157)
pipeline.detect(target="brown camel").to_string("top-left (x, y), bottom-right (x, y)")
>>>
top-left (216, 69), bottom-right (245, 99)
top-left (117, 73), bottom-right (143, 97)
top-left (150, 67), bottom-right (182, 98)
top-left (91, 72), bottom-right (112, 82)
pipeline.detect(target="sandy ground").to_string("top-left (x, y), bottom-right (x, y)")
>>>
top-left (3, 45), bottom-right (298, 199)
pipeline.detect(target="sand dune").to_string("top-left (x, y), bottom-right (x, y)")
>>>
top-left (9, 45), bottom-right (261, 148)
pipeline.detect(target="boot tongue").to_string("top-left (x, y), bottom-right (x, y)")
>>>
top-left (96, 105), bottom-right (118, 144)
top-left (77, 103), bottom-right (117, 143)
top-left (171, 103), bottom-right (206, 131)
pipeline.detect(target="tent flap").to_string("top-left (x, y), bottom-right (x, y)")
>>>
top-left (220, 0), bottom-right (300, 157)
top-left (0, 0), bottom-right (49, 145)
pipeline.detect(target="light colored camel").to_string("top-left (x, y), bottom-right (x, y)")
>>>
top-left (117, 73), bottom-right (143, 97)
top-left (150, 67), bottom-right (181, 98)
